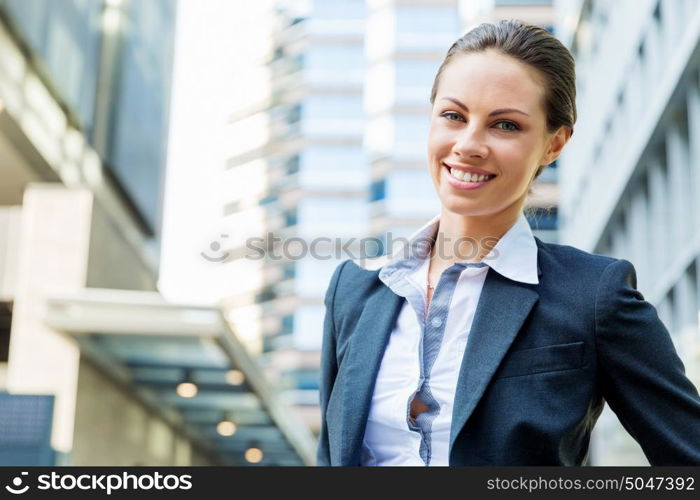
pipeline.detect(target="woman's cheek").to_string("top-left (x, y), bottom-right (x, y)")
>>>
top-left (426, 135), bottom-right (439, 157)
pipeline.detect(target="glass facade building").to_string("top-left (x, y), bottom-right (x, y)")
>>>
top-left (221, 0), bottom-right (369, 430)
top-left (0, 0), bottom-right (176, 237)
top-left (1, 0), bottom-right (315, 466)
top-left (106, 0), bottom-right (176, 237)
top-left (364, 0), bottom-right (459, 240)
top-left (556, 0), bottom-right (700, 464)
top-left (0, 0), bottom-right (103, 136)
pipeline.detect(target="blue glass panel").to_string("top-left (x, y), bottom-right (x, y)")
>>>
top-left (0, 393), bottom-right (55, 466)
top-left (106, 0), bottom-right (177, 236)
top-left (1, 0), bottom-right (102, 135)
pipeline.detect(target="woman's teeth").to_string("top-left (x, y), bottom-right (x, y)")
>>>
top-left (449, 167), bottom-right (496, 182)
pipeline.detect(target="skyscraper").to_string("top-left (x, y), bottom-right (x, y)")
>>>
top-left (222, 0), bottom-right (370, 434)
top-left (364, 0), bottom-right (460, 242)
top-left (0, 0), bottom-right (180, 465)
top-left (556, 0), bottom-right (700, 465)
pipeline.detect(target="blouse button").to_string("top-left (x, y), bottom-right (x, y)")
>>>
top-left (431, 317), bottom-right (443, 328)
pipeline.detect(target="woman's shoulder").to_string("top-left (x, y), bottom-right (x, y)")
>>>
top-left (325, 239), bottom-right (637, 300)
top-left (535, 237), bottom-right (619, 270)
top-left (535, 237), bottom-right (638, 290)
top-left (323, 258), bottom-right (384, 303)
top-left (332, 239), bottom-right (627, 280)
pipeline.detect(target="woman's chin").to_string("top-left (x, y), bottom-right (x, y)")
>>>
top-left (439, 196), bottom-right (494, 217)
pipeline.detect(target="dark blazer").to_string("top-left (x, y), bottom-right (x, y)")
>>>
top-left (316, 238), bottom-right (700, 466)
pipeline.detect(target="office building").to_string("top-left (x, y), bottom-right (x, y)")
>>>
top-left (0, 0), bottom-right (313, 465)
top-left (221, 0), bottom-right (369, 436)
top-left (556, 0), bottom-right (700, 464)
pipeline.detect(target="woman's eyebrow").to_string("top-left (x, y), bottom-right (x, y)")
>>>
top-left (440, 97), bottom-right (530, 117)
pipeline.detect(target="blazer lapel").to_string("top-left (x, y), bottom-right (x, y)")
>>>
top-left (449, 268), bottom-right (539, 456)
top-left (340, 281), bottom-right (403, 465)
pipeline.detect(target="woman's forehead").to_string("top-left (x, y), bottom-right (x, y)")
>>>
top-left (436, 51), bottom-right (546, 111)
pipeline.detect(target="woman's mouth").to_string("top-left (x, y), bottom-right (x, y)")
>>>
top-left (443, 163), bottom-right (497, 190)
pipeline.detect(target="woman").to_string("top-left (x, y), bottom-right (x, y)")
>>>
top-left (317, 20), bottom-right (700, 466)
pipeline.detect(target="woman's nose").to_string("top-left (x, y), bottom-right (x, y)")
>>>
top-left (452, 124), bottom-right (489, 159)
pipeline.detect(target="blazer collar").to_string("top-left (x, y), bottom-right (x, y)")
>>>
top-left (358, 211), bottom-right (540, 284)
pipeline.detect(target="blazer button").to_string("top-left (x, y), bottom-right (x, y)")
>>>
top-left (431, 317), bottom-right (443, 328)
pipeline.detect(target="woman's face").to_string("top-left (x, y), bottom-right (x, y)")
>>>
top-left (428, 49), bottom-right (569, 221)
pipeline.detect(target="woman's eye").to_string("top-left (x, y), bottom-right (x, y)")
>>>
top-left (440, 112), bottom-right (519, 131)
top-left (441, 111), bottom-right (464, 122)
top-left (495, 121), bottom-right (520, 132)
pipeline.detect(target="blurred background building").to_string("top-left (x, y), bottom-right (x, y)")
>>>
top-left (2, 0), bottom-right (697, 467)
top-left (213, 0), bottom-right (370, 435)
top-left (364, 0), bottom-right (457, 240)
top-left (556, 0), bottom-right (700, 465)
top-left (0, 0), bottom-right (314, 466)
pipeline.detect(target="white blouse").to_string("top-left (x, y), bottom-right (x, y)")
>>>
top-left (361, 212), bottom-right (539, 466)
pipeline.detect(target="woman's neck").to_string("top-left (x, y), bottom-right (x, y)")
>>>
top-left (428, 204), bottom-right (522, 277)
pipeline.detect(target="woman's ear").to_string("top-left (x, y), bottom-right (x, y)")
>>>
top-left (541, 126), bottom-right (572, 165)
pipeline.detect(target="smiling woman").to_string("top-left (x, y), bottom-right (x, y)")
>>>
top-left (425, 22), bottom-right (574, 268)
top-left (317, 19), bottom-right (700, 466)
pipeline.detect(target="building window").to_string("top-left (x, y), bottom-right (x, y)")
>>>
top-left (258, 194), bottom-right (276, 206)
top-left (263, 333), bottom-right (292, 352)
top-left (281, 369), bottom-right (320, 391)
top-left (304, 45), bottom-right (364, 74)
top-left (286, 155), bottom-right (300, 175)
top-left (370, 179), bottom-right (386, 202)
top-left (526, 207), bottom-right (558, 231)
top-left (281, 314), bottom-right (294, 335)
top-left (296, 198), bottom-right (368, 237)
top-left (256, 287), bottom-right (276, 303)
top-left (384, 169), bottom-right (440, 217)
top-left (1, 0), bottom-right (103, 135)
top-left (653, 0), bottom-right (661, 22)
top-left (285, 209), bottom-right (297, 227)
top-left (298, 147), bottom-right (368, 189)
top-left (282, 262), bottom-right (295, 280)
top-left (395, 7), bottom-right (460, 34)
top-left (287, 105), bottom-right (301, 125)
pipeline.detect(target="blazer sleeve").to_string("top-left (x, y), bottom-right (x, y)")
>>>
top-left (316, 260), bottom-right (348, 466)
top-left (595, 258), bottom-right (700, 465)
